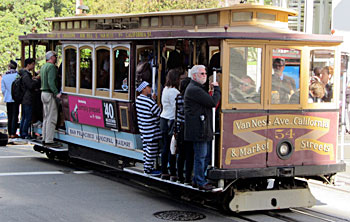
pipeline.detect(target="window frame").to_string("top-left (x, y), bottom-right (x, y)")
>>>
top-left (304, 46), bottom-right (340, 110)
top-left (112, 45), bottom-right (130, 101)
top-left (62, 45), bottom-right (78, 93)
top-left (95, 45), bottom-right (112, 98)
top-left (265, 45), bottom-right (305, 110)
top-left (222, 40), bottom-right (266, 110)
top-left (78, 44), bottom-right (94, 95)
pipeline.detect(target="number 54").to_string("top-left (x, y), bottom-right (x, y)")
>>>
top-left (274, 129), bottom-right (295, 139)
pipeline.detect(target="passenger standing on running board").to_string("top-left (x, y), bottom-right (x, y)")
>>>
top-left (40, 51), bottom-right (61, 148)
top-left (135, 81), bottom-right (162, 176)
top-left (184, 65), bottom-right (221, 191)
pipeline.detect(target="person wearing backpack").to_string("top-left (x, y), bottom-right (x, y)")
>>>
top-left (19, 58), bottom-right (40, 139)
top-left (40, 51), bottom-right (61, 147)
top-left (1, 60), bottom-right (20, 138)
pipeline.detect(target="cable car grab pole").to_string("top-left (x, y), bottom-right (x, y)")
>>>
top-left (341, 71), bottom-right (347, 161)
top-left (211, 68), bottom-right (217, 167)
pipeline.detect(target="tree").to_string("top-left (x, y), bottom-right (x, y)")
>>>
top-left (0, 0), bottom-right (76, 73)
top-left (84, 0), bottom-right (221, 15)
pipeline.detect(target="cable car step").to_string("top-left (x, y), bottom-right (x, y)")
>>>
top-left (30, 139), bottom-right (68, 152)
top-left (124, 167), bottom-right (223, 193)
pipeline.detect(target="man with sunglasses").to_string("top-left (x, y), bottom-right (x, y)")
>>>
top-left (184, 65), bottom-right (221, 191)
top-left (272, 58), bottom-right (296, 104)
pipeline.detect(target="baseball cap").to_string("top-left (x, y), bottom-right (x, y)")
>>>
top-left (9, 60), bottom-right (17, 69)
top-left (136, 81), bottom-right (150, 92)
top-left (46, 51), bottom-right (57, 60)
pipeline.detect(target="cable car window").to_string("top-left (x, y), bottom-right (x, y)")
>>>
top-left (228, 47), bottom-right (262, 104)
top-left (271, 48), bottom-right (301, 104)
top-left (80, 47), bottom-right (92, 90)
top-left (114, 49), bottom-right (129, 92)
top-left (309, 49), bottom-right (335, 103)
top-left (96, 48), bottom-right (110, 92)
top-left (64, 47), bottom-right (77, 88)
top-left (232, 12), bottom-right (253, 22)
top-left (256, 12), bottom-right (276, 21)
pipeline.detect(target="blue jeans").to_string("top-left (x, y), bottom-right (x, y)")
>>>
top-left (193, 141), bottom-right (212, 187)
top-left (20, 104), bottom-right (33, 138)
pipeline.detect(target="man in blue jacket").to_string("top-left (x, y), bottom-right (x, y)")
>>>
top-left (184, 65), bottom-right (221, 191)
top-left (1, 60), bottom-right (19, 138)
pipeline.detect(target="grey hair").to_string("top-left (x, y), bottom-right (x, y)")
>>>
top-left (190, 65), bottom-right (206, 80)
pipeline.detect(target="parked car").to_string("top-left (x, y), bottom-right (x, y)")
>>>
top-left (0, 111), bottom-right (8, 146)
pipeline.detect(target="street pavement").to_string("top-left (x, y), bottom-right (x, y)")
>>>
top-left (0, 144), bottom-right (233, 222)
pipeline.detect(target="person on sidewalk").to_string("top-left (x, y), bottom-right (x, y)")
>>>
top-left (135, 81), bottom-right (162, 176)
top-left (19, 58), bottom-right (40, 139)
top-left (184, 65), bottom-right (221, 191)
top-left (40, 51), bottom-right (61, 147)
top-left (1, 60), bottom-right (20, 138)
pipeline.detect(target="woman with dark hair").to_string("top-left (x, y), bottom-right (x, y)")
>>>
top-left (160, 69), bottom-right (180, 181)
top-left (175, 77), bottom-right (193, 184)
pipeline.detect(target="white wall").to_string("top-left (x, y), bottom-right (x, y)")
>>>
top-left (333, 0), bottom-right (350, 53)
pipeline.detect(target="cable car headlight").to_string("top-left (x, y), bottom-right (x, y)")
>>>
top-left (277, 140), bottom-right (293, 160)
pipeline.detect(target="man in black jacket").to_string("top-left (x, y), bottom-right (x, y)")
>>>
top-left (19, 58), bottom-right (40, 139)
top-left (184, 65), bottom-right (221, 191)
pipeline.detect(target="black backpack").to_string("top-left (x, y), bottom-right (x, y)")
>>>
top-left (11, 75), bottom-right (24, 103)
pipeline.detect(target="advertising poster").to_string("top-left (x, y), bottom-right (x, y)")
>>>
top-left (68, 95), bottom-right (118, 129)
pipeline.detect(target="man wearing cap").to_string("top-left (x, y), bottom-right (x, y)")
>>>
top-left (1, 60), bottom-right (20, 138)
top-left (40, 51), bottom-right (61, 147)
top-left (135, 81), bottom-right (162, 176)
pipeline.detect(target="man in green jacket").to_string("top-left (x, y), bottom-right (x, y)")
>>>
top-left (40, 51), bottom-right (61, 147)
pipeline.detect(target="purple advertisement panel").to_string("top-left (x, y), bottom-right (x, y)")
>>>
top-left (68, 95), bottom-right (105, 128)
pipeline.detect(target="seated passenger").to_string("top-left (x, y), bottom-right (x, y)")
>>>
top-left (271, 58), bottom-right (296, 104)
top-left (136, 52), bottom-right (152, 86)
top-left (115, 50), bottom-right (128, 90)
top-left (167, 40), bottom-right (184, 71)
top-left (308, 81), bottom-right (325, 103)
top-left (310, 67), bottom-right (322, 83)
top-left (320, 66), bottom-right (333, 102)
top-left (230, 76), bottom-right (259, 103)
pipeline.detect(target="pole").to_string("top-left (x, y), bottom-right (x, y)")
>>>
top-left (341, 56), bottom-right (349, 161)
top-left (211, 68), bottom-right (217, 167)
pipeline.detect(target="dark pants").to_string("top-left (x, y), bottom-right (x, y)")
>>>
top-left (160, 118), bottom-right (177, 176)
top-left (6, 102), bottom-right (19, 136)
top-left (177, 140), bottom-right (193, 182)
top-left (20, 104), bottom-right (33, 138)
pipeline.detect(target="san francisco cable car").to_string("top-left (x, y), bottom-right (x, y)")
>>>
top-left (19, 3), bottom-right (345, 212)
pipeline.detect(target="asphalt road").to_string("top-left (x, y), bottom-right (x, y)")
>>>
top-left (0, 144), bottom-right (234, 222)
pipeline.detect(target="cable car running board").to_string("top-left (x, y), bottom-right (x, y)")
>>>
top-left (124, 167), bottom-right (223, 193)
top-left (29, 140), bottom-right (68, 152)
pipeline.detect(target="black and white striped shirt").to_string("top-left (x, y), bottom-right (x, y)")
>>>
top-left (175, 94), bottom-right (185, 133)
top-left (136, 94), bottom-right (162, 142)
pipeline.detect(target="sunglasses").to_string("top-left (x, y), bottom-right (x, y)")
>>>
top-left (199, 72), bottom-right (207, 76)
top-left (240, 82), bottom-right (249, 86)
